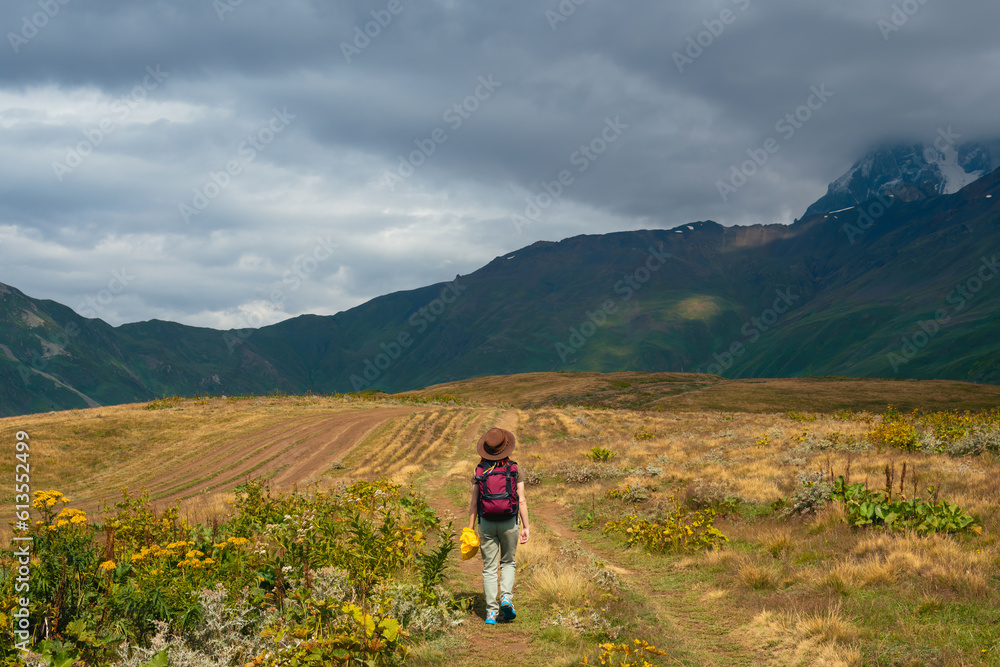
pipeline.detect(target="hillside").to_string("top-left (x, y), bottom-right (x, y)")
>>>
top-left (3, 170), bottom-right (1000, 417)
top-left (402, 371), bottom-right (1000, 413)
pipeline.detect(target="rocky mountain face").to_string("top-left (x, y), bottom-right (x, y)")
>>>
top-left (804, 137), bottom-right (1000, 217)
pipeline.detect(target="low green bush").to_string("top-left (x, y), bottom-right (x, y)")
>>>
top-left (832, 476), bottom-right (979, 535)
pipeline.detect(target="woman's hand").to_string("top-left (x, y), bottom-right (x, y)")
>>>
top-left (519, 524), bottom-right (530, 544)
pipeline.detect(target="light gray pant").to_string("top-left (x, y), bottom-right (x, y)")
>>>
top-left (478, 515), bottom-right (519, 615)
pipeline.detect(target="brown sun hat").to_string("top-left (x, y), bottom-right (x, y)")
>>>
top-left (477, 427), bottom-right (516, 461)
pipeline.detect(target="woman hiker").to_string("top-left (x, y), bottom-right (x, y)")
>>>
top-left (468, 427), bottom-right (530, 625)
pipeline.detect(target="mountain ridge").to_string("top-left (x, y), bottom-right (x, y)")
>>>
top-left (2, 166), bottom-right (1000, 417)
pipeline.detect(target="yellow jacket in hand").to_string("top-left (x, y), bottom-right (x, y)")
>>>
top-left (460, 527), bottom-right (480, 560)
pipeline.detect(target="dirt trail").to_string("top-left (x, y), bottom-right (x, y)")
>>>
top-left (411, 404), bottom-right (765, 665)
top-left (414, 409), bottom-right (538, 665)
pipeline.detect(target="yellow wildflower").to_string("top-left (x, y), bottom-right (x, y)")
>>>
top-left (99, 560), bottom-right (116, 572)
top-left (228, 537), bottom-right (249, 546)
top-left (185, 550), bottom-right (204, 559)
top-left (54, 508), bottom-right (88, 526)
top-left (203, 558), bottom-right (215, 565)
top-left (131, 553), bottom-right (145, 563)
top-left (213, 542), bottom-right (228, 550)
top-left (32, 490), bottom-right (68, 509)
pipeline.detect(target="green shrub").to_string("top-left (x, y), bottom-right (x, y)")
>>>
top-left (832, 476), bottom-right (979, 535)
top-left (683, 480), bottom-right (743, 516)
top-left (605, 501), bottom-right (728, 553)
top-left (867, 421), bottom-right (921, 451)
top-left (786, 471), bottom-right (832, 516)
top-left (582, 639), bottom-right (666, 666)
top-left (586, 446), bottom-right (616, 462)
top-left (606, 484), bottom-right (651, 503)
top-left (947, 426), bottom-right (1000, 456)
top-left (633, 427), bottom-right (656, 441)
top-left (558, 462), bottom-right (624, 484)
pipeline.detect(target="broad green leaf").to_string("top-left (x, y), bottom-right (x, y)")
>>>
top-left (142, 649), bottom-right (169, 667)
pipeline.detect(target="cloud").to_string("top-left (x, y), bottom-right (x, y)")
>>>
top-left (0, 0), bottom-right (998, 326)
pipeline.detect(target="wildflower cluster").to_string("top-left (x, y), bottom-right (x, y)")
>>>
top-left (32, 489), bottom-right (69, 510)
top-left (581, 639), bottom-right (667, 666)
top-left (0, 479), bottom-right (457, 667)
top-left (605, 500), bottom-right (728, 553)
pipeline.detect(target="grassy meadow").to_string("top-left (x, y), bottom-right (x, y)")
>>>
top-left (1, 373), bottom-right (999, 666)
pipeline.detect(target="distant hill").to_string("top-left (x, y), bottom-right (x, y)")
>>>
top-left (3, 166), bottom-right (1000, 417)
top-left (401, 371), bottom-right (1000, 414)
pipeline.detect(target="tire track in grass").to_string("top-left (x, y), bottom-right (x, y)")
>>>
top-left (73, 415), bottom-right (331, 508)
top-left (355, 411), bottom-right (435, 475)
top-left (392, 410), bottom-right (468, 481)
top-left (67, 408), bottom-right (424, 516)
top-left (157, 408), bottom-right (422, 501)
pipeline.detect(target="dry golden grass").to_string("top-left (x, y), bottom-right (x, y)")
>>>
top-left (528, 565), bottom-right (595, 609)
top-left (756, 527), bottom-right (794, 559)
top-left (512, 532), bottom-right (556, 574)
top-left (737, 559), bottom-right (779, 590)
top-left (850, 532), bottom-right (993, 598)
top-left (851, 555), bottom-right (900, 587)
top-left (739, 607), bottom-right (861, 667)
top-left (3, 397), bottom-right (323, 489)
top-left (816, 565), bottom-right (854, 597)
top-left (799, 606), bottom-right (860, 646)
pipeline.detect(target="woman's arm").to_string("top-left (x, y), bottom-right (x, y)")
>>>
top-left (517, 481), bottom-right (529, 544)
top-left (468, 480), bottom-right (479, 530)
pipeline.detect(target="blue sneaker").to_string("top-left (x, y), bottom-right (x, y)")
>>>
top-left (500, 596), bottom-right (516, 621)
top-left (485, 611), bottom-right (498, 625)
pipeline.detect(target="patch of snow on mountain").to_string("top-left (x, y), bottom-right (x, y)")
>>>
top-left (937, 145), bottom-right (983, 194)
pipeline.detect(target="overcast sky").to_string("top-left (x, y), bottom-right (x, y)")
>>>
top-left (1, 0), bottom-right (998, 328)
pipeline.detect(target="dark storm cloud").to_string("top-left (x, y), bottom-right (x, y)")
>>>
top-left (0, 0), bottom-right (998, 326)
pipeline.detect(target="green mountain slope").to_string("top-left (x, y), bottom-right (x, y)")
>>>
top-left (2, 169), bottom-right (1000, 417)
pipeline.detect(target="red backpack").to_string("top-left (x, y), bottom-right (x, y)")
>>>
top-left (475, 458), bottom-right (519, 521)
